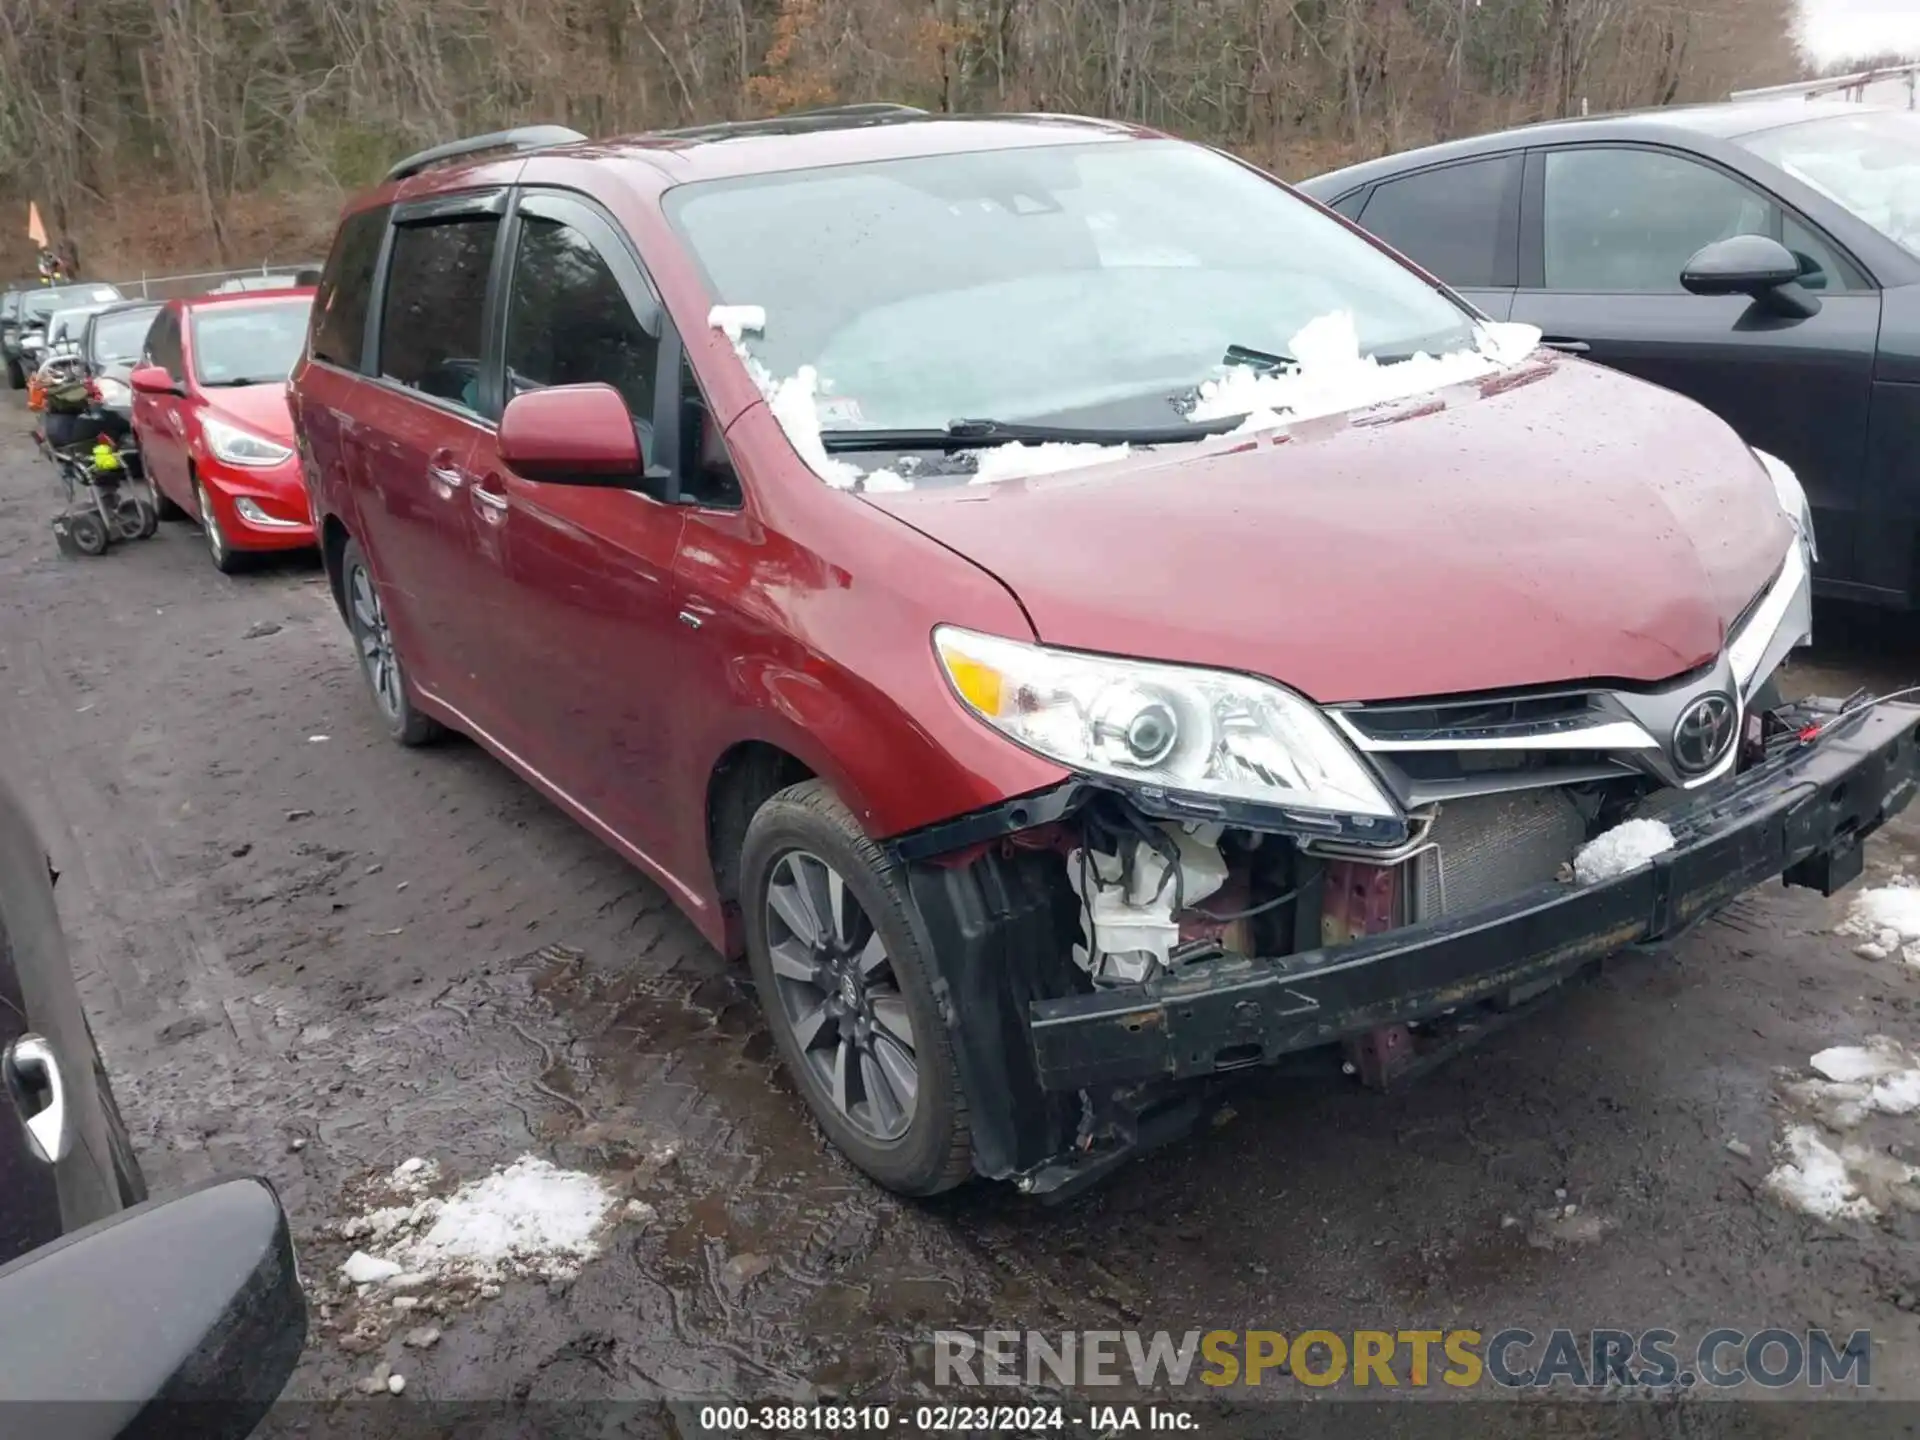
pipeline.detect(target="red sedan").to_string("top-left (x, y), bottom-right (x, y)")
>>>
top-left (131, 289), bottom-right (316, 573)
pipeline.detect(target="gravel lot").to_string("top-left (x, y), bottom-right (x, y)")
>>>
top-left (5, 396), bottom-right (1920, 1430)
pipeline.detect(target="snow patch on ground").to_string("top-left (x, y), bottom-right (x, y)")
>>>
top-left (1765, 1038), bottom-right (1920, 1222)
top-left (1570, 818), bottom-right (1674, 885)
top-left (337, 1155), bottom-right (619, 1285)
top-left (1765, 1125), bottom-right (1878, 1221)
top-left (1189, 312), bottom-right (1541, 429)
top-left (1839, 880), bottom-right (1920, 964)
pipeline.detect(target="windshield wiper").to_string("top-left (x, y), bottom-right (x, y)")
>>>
top-left (820, 415), bottom-right (1245, 453)
top-left (1221, 342), bottom-right (1295, 373)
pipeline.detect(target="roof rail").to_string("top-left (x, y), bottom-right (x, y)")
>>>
top-left (385, 125), bottom-right (589, 183)
top-left (782, 102), bottom-right (926, 119)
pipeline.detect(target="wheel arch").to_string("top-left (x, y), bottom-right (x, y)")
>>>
top-left (704, 740), bottom-right (817, 956)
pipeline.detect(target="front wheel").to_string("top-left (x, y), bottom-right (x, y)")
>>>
top-left (741, 780), bottom-right (972, 1195)
top-left (195, 477), bottom-right (244, 574)
top-left (340, 537), bottom-right (443, 747)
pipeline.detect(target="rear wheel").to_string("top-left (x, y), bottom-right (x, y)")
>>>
top-left (341, 537), bottom-right (443, 747)
top-left (741, 780), bottom-right (971, 1195)
top-left (4, 356), bottom-right (22, 390)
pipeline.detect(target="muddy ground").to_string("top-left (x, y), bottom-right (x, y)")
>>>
top-left (6, 396), bottom-right (1920, 1432)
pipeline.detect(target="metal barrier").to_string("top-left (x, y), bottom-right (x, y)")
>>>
top-left (1733, 62), bottom-right (1920, 110)
top-left (103, 262), bottom-right (323, 301)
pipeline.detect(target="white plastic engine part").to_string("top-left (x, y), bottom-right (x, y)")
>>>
top-left (1067, 823), bottom-right (1228, 984)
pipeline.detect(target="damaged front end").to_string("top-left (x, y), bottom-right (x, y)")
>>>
top-left (900, 545), bottom-right (1920, 1196)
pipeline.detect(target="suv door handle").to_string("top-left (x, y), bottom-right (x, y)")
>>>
top-left (471, 478), bottom-right (508, 516)
top-left (427, 463), bottom-right (467, 489)
top-left (1542, 337), bottom-right (1590, 354)
top-left (4, 1035), bottom-right (69, 1164)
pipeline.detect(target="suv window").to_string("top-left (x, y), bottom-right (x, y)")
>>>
top-left (145, 309), bottom-right (183, 378)
top-left (1542, 148), bottom-right (1774, 292)
top-left (503, 214), bottom-right (659, 418)
top-left (310, 206), bottom-right (388, 372)
top-left (378, 216), bottom-right (498, 412)
top-left (1357, 156), bottom-right (1518, 289)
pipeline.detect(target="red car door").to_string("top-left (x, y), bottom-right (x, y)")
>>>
top-left (458, 191), bottom-right (689, 868)
top-left (352, 197), bottom-right (506, 731)
top-left (132, 305), bottom-right (190, 509)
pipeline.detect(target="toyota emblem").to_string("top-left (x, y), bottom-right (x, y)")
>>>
top-left (1672, 692), bottom-right (1736, 776)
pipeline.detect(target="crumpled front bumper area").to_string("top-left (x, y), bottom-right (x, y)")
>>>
top-left (1027, 702), bottom-right (1920, 1095)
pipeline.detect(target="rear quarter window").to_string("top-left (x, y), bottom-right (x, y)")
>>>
top-left (311, 205), bottom-right (390, 372)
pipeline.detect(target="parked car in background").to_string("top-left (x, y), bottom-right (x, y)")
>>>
top-left (211, 271), bottom-right (319, 293)
top-left (11, 283), bottom-right (123, 380)
top-left (0, 772), bottom-right (306, 1432)
top-left (41, 302), bottom-right (116, 363)
top-left (1297, 102), bottom-right (1920, 608)
top-left (296, 111), bottom-right (1911, 1198)
top-left (130, 288), bottom-right (316, 573)
top-left (0, 290), bottom-right (26, 387)
top-left (78, 300), bottom-right (163, 420)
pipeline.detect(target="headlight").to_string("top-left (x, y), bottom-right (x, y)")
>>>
top-left (1753, 448), bottom-right (1816, 562)
top-left (94, 377), bottom-right (130, 406)
top-left (203, 415), bottom-right (294, 467)
top-left (934, 626), bottom-right (1398, 820)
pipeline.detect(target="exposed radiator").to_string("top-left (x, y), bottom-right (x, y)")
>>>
top-left (1409, 789), bottom-right (1586, 921)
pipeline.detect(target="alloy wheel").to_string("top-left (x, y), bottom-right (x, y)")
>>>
top-left (197, 481), bottom-right (226, 567)
top-left (347, 561), bottom-right (403, 722)
top-left (763, 849), bottom-right (919, 1141)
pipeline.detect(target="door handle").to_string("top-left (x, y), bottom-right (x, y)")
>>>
top-left (427, 463), bottom-right (467, 489)
top-left (4, 1035), bottom-right (69, 1164)
top-left (1541, 337), bottom-right (1590, 354)
top-left (471, 480), bottom-right (508, 516)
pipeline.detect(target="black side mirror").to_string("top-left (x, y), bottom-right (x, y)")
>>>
top-left (1681, 235), bottom-right (1822, 319)
top-left (0, 1177), bottom-right (306, 1437)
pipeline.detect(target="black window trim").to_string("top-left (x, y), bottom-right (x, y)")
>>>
top-left (1520, 140), bottom-right (1879, 295)
top-left (359, 188), bottom-right (509, 425)
top-left (1353, 152), bottom-right (1525, 292)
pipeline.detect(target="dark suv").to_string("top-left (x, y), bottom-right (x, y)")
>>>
top-left (293, 110), bottom-right (1913, 1196)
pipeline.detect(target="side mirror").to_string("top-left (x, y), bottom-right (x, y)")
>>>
top-left (0, 1177), bottom-right (305, 1434)
top-left (498, 382), bottom-right (672, 499)
top-left (129, 364), bottom-right (181, 397)
top-left (1681, 235), bottom-right (1821, 318)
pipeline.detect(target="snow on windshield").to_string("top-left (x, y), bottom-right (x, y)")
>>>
top-left (711, 305), bottom-right (1541, 493)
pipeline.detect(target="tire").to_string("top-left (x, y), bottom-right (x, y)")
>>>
top-left (113, 492), bottom-right (156, 542)
top-left (195, 476), bottom-right (244, 575)
top-left (740, 780), bottom-right (972, 1195)
top-left (67, 511), bottom-right (108, 556)
top-left (4, 355), bottom-right (22, 390)
top-left (340, 536), bottom-right (443, 746)
top-left (90, 1041), bottom-right (147, 1207)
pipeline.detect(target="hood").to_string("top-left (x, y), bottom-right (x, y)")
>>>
top-left (206, 382), bottom-right (296, 444)
top-left (862, 358), bottom-right (1793, 703)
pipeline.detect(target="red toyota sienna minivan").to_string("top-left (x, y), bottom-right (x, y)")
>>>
top-left (293, 106), bottom-right (1919, 1197)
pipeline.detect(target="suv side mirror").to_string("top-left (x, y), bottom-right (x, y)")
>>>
top-left (1681, 235), bottom-right (1822, 319)
top-left (129, 364), bottom-right (181, 397)
top-left (499, 383), bottom-right (674, 500)
top-left (0, 1177), bottom-right (305, 1433)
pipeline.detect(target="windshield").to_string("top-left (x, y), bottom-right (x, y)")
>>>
top-left (90, 308), bottom-right (159, 364)
top-left (664, 139), bottom-right (1477, 434)
top-left (189, 298), bottom-right (313, 386)
top-left (1741, 111), bottom-right (1920, 259)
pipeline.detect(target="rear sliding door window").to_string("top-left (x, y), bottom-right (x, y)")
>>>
top-left (378, 217), bottom-right (498, 413)
top-left (310, 205), bottom-right (389, 372)
top-left (1356, 156), bottom-right (1518, 289)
